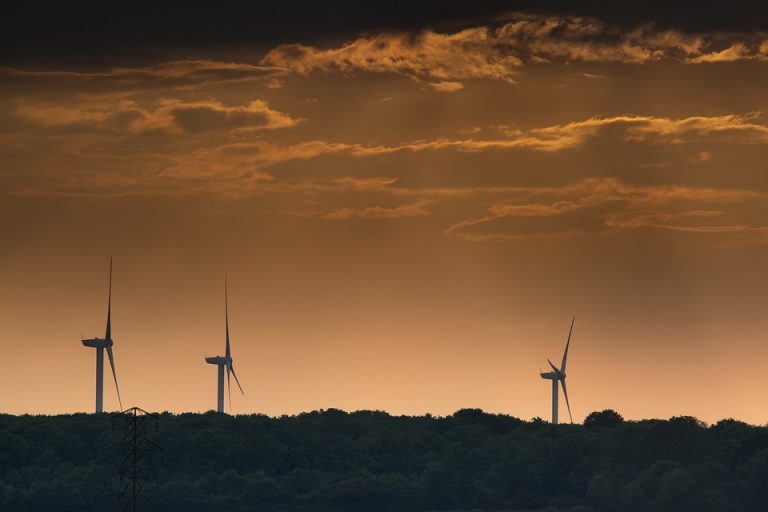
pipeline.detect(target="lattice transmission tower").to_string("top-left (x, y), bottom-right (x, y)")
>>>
top-left (115, 407), bottom-right (162, 512)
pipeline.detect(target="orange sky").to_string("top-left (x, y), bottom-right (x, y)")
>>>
top-left (2, 12), bottom-right (768, 423)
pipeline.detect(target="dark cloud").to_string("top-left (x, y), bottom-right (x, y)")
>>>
top-left (5, 2), bottom-right (768, 66)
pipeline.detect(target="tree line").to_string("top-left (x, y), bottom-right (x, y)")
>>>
top-left (0, 409), bottom-right (766, 511)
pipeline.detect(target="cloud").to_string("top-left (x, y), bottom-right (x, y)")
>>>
top-left (16, 98), bottom-right (298, 134)
top-left (12, 111), bottom-right (768, 200)
top-left (687, 43), bottom-right (756, 63)
top-left (330, 177), bottom-right (400, 191)
top-left (283, 112), bottom-right (768, 158)
top-left (429, 81), bottom-right (464, 92)
top-left (249, 176), bottom-right (402, 195)
top-left (5, 15), bottom-right (768, 101)
top-left (495, 14), bottom-right (704, 64)
top-left (261, 27), bottom-right (522, 85)
top-left (387, 113), bottom-right (768, 153)
top-left (152, 113), bottom-right (768, 187)
top-left (5, 14), bottom-right (767, 104)
top-left (260, 12), bottom-right (768, 88)
top-left (505, 114), bottom-right (768, 150)
top-left (323, 199), bottom-right (433, 219)
top-left (278, 114), bottom-right (768, 158)
top-left (446, 178), bottom-right (766, 242)
top-left (0, 60), bottom-right (282, 91)
top-left (167, 99), bottom-right (297, 132)
top-left (602, 210), bottom-right (758, 233)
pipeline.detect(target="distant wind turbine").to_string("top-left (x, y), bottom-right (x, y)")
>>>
top-left (81, 257), bottom-right (123, 413)
top-left (205, 277), bottom-right (244, 413)
top-left (539, 316), bottom-right (575, 424)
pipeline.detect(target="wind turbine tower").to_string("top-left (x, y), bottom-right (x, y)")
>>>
top-left (205, 277), bottom-right (244, 413)
top-left (540, 316), bottom-right (574, 424)
top-left (81, 257), bottom-right (123, 413)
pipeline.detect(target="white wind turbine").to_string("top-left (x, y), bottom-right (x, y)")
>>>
top-left (81, 257), bottom-right (123, 413)
top-left (540, 316), bottom-right (574, 424)
top-left (205, 277), bottom-right (244, 412)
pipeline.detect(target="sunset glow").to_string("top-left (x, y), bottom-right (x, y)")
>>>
top-left (3, 4), bottom-right (768, 424)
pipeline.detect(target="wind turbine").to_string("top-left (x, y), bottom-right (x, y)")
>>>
top-left (540, 316), bottom-right (574, 424)
top-left (81, 257), bottom-right (123, 413)
top-left (205, 277), bottom-right (244, 413)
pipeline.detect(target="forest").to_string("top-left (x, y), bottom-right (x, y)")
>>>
top-left (0, 408), bottom-right (766, 511)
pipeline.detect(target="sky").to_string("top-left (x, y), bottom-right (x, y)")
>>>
top-left (2, 2), bottom-right (768, 423)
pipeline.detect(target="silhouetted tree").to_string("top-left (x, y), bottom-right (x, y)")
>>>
top-left (584, 409), bottom-right (624, 428)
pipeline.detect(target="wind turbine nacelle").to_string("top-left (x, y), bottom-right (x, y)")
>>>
top-left (82, 337), bottom-right (110, 348)
top-left (205, 355), bottom-right (229, 365)
top-left (540, 371), bottom-right (557, 379)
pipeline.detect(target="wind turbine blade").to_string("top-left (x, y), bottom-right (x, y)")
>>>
top-left (226, 363), bottom-right (232, 410)
top-left (225, 276), bottom-right (231, 359)
top-left (547, 359), bottom-right (560, 374)
top-left (561, 316), bottom-right (574, 372)
top-left (560, 379), bottom-right (573, 423)
top-left (106, 345), bottom-right (122, 410)
top-left (230, 363), bottom-right (244, 395)
top-left (105, 257), bottom-right (112, 340)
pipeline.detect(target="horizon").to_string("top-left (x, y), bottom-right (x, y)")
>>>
top-left (0, 407), bottom-right (760, 428)
top-left (4, 2), bottom-right (768, 425)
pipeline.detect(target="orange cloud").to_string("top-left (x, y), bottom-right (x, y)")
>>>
top-left (514, 114), bottom-right (768, 150)
top-left (1, 59), bottom-right (282, 91)
top-left (446, 178), bottom-right (766, 242)
top-left (260, 13), bottom-right (768, 90)
top-left (687, 43), bottom-right (756, 63)
top-left (331, 177), bottom-right (400, 191)
top-left (11, 110), bottom-right (768, 200)
top-left (16, 98), bottom-right (298, 134)
top-left (429, 81), bottom-right (465, 92)
top-left (315, 114), bottom-right (768, 156)
top-left (261, 27), bottom-right (522, 85)
top-left (229, 113), bottom-right (768, 163)
top-left (323, 199), bottom-right (433, 220)
top-left (138, 113), bottom-right (768, 192)
top-left (495, 14), bottom-right (704, 64)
